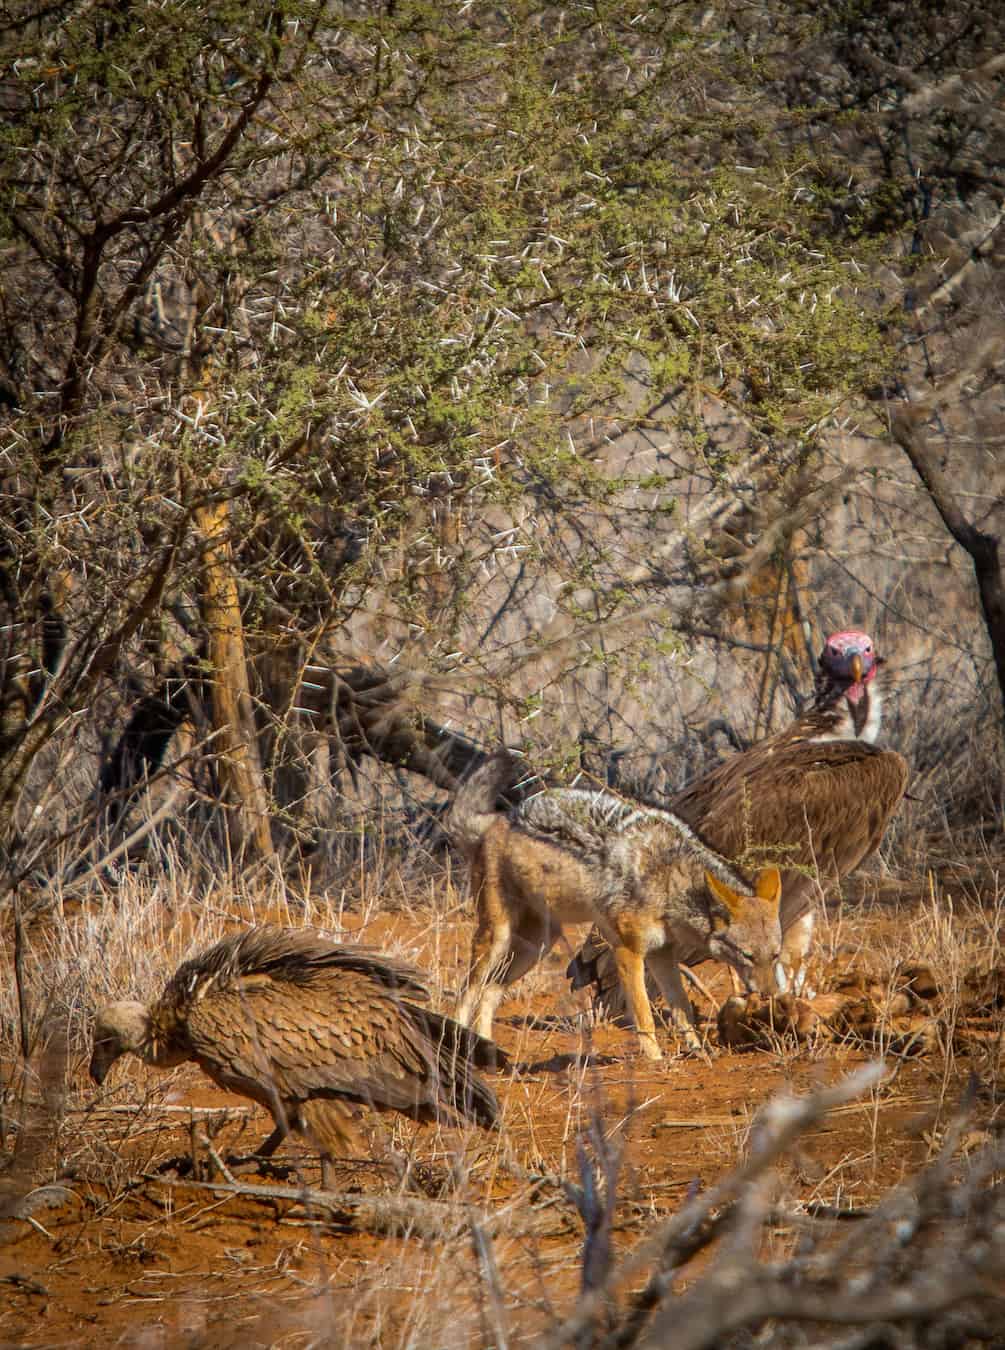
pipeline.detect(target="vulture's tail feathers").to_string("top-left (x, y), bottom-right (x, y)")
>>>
top-left (420, 1008), bottom-right (507, 1129)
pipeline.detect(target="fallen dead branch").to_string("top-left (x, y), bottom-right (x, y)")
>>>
top-left (71, 1104), bottom-right (255, 1120)
top-left (141, 1173), bottom-right (550, 1242)
top-left (0, 1272), bottom-right (48, 1296)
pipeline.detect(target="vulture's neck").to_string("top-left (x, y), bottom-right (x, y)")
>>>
top-left (143, 1007), bottom-right (190, 1070)
top-left (800, 679), bottom-right (883, 744)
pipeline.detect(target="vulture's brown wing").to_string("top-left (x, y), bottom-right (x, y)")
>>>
top-left (161, 928), bottom-right (434, 1020)
top-left (567, 928), bottom-right (640, 1026)
top-left (183, 966), bottom-right (498, 1125)
top-left (671, 741), bottom-right (908, 929)
top-left (402, 1007), bottom-right (503, 1127)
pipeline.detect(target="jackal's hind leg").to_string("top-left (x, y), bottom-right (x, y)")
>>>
top-left (457, 903), bottom-right (564, 1041)
top-left (464, 911), bottom-right (563, 1041)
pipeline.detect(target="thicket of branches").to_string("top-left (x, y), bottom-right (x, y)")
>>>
top-left (547, 1067), bottom-right (1005, 1350)
top-left (1, 0), bottom-right (1004, 887)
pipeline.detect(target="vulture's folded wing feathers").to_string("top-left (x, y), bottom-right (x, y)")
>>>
top-left (672, 741), bottom-right (908, 927)
top-left (165, 926), bottom-right (433, 1004)
top-left (181, 955), bottom-right (501, 1127)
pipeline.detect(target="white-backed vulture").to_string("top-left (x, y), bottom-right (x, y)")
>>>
top-left (90, 926), bottom-right (503, 1186)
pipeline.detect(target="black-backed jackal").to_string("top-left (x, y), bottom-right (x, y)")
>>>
top-left (448, 755), bottom-right (782, 1061)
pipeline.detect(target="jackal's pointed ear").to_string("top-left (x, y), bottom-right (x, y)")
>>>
top-left (754, 865), bottom-right (781, 910)
top-left (705, 870), bottom-right (742, 919)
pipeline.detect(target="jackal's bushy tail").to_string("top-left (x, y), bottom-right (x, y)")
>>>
top-left (446, 751), bottom-right (521, 853)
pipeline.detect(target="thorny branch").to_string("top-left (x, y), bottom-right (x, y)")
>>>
top-left (141, 1173), bottom-right (549, 1243)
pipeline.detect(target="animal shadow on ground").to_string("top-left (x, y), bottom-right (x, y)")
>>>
top-left (498, 1012), bottom-right (585, 1033)
top-left (514, 1050), bottom-right (621, 1075)
top-left (151, 1152), bottom-right (298, 1183)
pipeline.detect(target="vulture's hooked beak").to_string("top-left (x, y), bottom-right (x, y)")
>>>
top-left (89, 1046), bottom-right (112, 1085)
top-left (849, 653), bottom-right (863, 683)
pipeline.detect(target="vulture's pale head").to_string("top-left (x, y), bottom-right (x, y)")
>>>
top-left (89, 1001), bottom-right (151, 1084)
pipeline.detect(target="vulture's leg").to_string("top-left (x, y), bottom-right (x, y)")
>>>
top-left (223, 1122), bottom-right (291, 1178)
top-left (255, 1123), bottom-right (289, 1158)
top-left (245, 1117), bottom-right (289, 1161)
top-left (302, 1100), bottom-right (372, 1190)
top-left (779, 911), bottom-right (815, 995)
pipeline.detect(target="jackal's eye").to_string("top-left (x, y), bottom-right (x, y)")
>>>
top-left (739, 949), bottom-right (754, 963)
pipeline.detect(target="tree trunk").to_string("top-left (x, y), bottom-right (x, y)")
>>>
top-left (892, 408), bottom-right (1005, 729)
top-left (195, 500), bottom-right (276, 864)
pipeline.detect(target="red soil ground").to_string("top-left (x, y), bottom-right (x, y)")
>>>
top-left (0, 901), bottom-right (998, 1347)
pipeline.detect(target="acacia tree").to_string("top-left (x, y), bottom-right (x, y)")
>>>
top-left (4, 0), bottom-right (957, 882)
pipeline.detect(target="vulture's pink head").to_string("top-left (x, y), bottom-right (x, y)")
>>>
top-left (819, 630), bottom-right (879, 704)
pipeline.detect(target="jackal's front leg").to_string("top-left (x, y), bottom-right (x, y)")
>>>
top-left (611, 944), bottom-right (662, 1061)
top-left (456, 911), bottom-right (511, 1040)
top-left (645, 949), bottom-right (704, 1056)
top-left (456, 848), bottom-right (513, 1041)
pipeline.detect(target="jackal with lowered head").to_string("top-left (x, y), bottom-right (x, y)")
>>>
top-left (448, 754), bottom-right (782, 1061)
